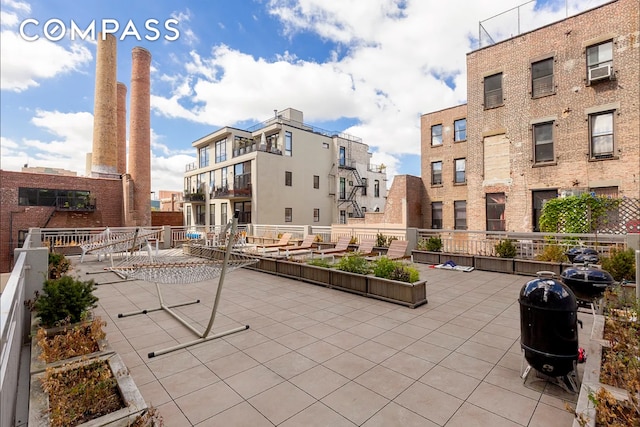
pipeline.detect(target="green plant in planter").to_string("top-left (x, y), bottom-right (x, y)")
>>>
top-left (418, 236), bottom-right (443, 252)
top-left (373, 258), bottom-right (420, 283)
top-left (495, 239), bottom-right (517, 258)
top-left (33, 276), bottom-right (98, 327)
top-left (375, 233), bottom-right (396, 248)
top-left (48, 252), bottom-right (70, 279)
top-left (535, 244), bottom-right (568, 262)
top-left (307, 258), bottom-right (332, 268)
top-left (335, 253), bottom-right (371, 274)
top-left (600, 248), bottom-right (636, 282)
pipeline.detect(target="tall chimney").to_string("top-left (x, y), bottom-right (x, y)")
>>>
top-left (91, 33), bottom-right (118, 177)
top-left (128, 47), bottom-right (152, 226)
top-left (116, 82), bottom-right (127, 175)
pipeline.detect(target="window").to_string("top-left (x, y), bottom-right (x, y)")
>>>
top-left (339, 210), bottom-right (346, 224)
top-left (532, 190), bottom-right (557, 232)
top-left (313, 175), bottom-right (319, 189)
top-left (339, 177), bottom-right (346, 199)
top-left (322, 142), bottom-right (329, 149)
top-left (209, 204), bottom-right (215, 226)
top-left (198, 146), bottom-right (209, 168)
top-left (361, 178), bottom-right (367, 196)
top-left (431, 161), bottom-right (442, 185)
top-left (587, 41), bottom-right (612, 83)
top-left (285, 131), bottom-right (292, 156)
top-left (431, 202), bottom-right (443, 229)
top-left (215, 139), bottom-right (227, 163)
top-left (18, 188), bottom-right (90, 208)
top-left (285, 208), bottom-right (292, 222)
top-left (454, 158), bottom-right (466, 184)
top-left (285, 171), bottom-right (292, 186)
top-left (484, 73), bottom-right (503, 108)
top-left (339, 146), bottom-right (346, 166)
top-left (454, 201), bottom-right (467, 230)
top-left (533, 122), bottom-right (554, 163)
top-left (532, 58), bottom-right (554, 97)
top-left (313, 208), bottom-right (320, 222)
top-left (220, 202), bottom-right (228, 225)
top-left (454, 119), bottom-right (466, 142)
top-left (431, 124), bottom-right (442, 146)
top-left (590, 111), bottom-right (614, 158)
top-left (486, 193), bottom-right (506, 231)
top-left (195, 205), bottom-right (206, 225)
top-left (374, 180), bottom-right (380, 197)
top-left (209, 171), bottom-right (215, 192)
top-left (186, 206), bottom-right (192, 226)
top-left (221, 167), bottom-right (228, 188)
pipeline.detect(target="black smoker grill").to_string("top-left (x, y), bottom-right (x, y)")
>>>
top-left (560, 264), bottom-right (615, 304)
top-left (519, 273), bottom-right (580, 392)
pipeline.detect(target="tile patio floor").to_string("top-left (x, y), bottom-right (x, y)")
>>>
top-left (73, 253), bottom-right (592, 426)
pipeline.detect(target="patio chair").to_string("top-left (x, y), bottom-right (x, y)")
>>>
top-left (254, 233), bottom-right (293, 254)
top-left (369, 239), bottom-right (409, 261)
top-left (333, 238), bottom-right (377, 259)
top-left (277, 234), bottom-right (317, 257)
top-left (310, 235), bottom-right (352, 259)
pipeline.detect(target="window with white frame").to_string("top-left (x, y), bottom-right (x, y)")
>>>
top-left (431, 124), bottom-right (442, 146)
top-left (590, 111), bottom-right (614, 158)
top-left (533, 122), bottom-right (554, 163)
top-left (454, 158), bottom-right (466, 184)
top-left (454, 119), bottom-right (466, 142)
top-left (431, 161), bottom-right (442, 185)
top-left (587, 41), bottom-right (613, 83)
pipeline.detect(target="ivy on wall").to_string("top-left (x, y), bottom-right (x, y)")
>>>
top-left (539, 193), bottom-right (621, 233)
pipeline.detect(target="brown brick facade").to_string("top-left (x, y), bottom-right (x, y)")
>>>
top-left (0, 171), bottom-right (123, 272)
top-left (422, 0), bottom-right (639, 232)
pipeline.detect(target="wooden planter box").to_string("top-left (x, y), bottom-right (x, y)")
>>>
top-left (248, 257), bottom-right (278, 273)
top-left (276, 260), bottom-right (302, 279)
top-left (299, 264), bottom-right (332, 287)
top-left (367, 277), bottom-right (427, 308)
top-left (474, 255), bottom-right (514, 274)
top-left (439, 253), bottom-right (475, 268)
top-left (330, 269), bottom-right (368, 295)
top-left (411, 250), bottom-right (441, 264)
top-left (29, 353), bottom-right (147, 426)
top-left (514, 259), bottom-right (564, 276)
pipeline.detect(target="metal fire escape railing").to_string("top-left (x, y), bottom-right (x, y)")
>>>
top-left (338, 150), bottom-right (365, 218)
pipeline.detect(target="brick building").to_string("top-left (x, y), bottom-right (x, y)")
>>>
top-left (421, 0), bottom-right (639, 232)
top-left (0, 170), bottom-right (124, 272)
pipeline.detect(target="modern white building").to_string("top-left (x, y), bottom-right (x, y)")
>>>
top-left (183, 108), bottom-right (387, 227)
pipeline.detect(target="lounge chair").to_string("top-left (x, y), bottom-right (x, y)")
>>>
top-left (254, 233), bottom-right (293, 254)
top-left (369, 239), bottom-right (409, 260)
top-left (311, 235), bottom-right (352, 259)
top-left (277, 234), bottom-right (317, 257)
top-left (333, 238), bottom-right (376, 259)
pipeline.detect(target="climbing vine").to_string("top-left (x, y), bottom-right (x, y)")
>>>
top-left (539, 193), bottom-right (621, 233)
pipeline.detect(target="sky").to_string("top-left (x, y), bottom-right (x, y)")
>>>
top-left (0, 0), bottom-right (610, 194)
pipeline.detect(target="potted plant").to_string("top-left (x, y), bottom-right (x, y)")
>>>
top-left (515, 244), bottom-right (568, 276)
top-left (368, 257), bottom-right (427, 308)
top-left (475, 239), bottom-right (515, 273)
top-left (411, 236), bottom-right (442, 264)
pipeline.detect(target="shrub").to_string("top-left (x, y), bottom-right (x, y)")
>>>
top-left (306, 258), bottom-right (332, 268)
top-left (495, 239), bottom-right (517, 258)
top-left (335, 253), bottom-right (371, 275)
top-left (376, 233), bottom-right (396, 248)
top-left (418, 236), bottom-right (443, 252)
top-left (48, 252), bottom-right (70, 279)
top-left (33, 276), bottom-right (98, 327)
top-left (349, 236), bottom-right (358, 245)
top-left (600, 248), bottom-right (636, 282)
top-left (535, 245), bottom-right (568, 262)
top-left (373, 258), bottom-right (420, 283)
top-left (313, 235), bottom-right (324, 243)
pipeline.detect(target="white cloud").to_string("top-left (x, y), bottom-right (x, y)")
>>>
top-left (0, 31), bottom-right (93, 92)
top-left (0, 10), bottom-right (20, 27)
top-left (1, 0), bottom-right (31, 13)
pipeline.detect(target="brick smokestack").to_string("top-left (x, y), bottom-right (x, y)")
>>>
top-left (91, 33), bottom-right (118, 177)
top-left (116, 82), bottom-right (127, 175)
top-left (128, 47), bottom-right (152, 226)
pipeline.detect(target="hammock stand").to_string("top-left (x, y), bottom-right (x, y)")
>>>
top-left (111, 214), bottom-right (258, 358)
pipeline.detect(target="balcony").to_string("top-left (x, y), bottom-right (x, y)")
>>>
top-left (183, 192), bottom-right (206, 203)
top-left (55, 196), bottom-right (96, 212)
top-left (212, 184), bottom-right (252, 199)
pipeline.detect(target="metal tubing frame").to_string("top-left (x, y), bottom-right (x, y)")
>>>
top-left (116, 213), bottom-right (249, 358)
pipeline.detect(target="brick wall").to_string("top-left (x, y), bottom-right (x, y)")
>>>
top-left (0, 170), bottom-right (124, 272)
top-left (355, 175), bottom-right (423, 226)
top-left (151, 211), bottom-right (183, 227)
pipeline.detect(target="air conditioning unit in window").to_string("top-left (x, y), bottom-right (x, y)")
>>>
top-left (588, 64), bottom-right (612, 82)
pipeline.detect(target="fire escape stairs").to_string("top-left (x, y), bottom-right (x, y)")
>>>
top-left (339, 166), bottom-right (365, 218)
